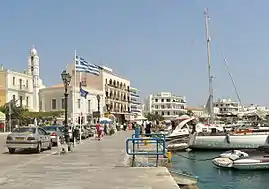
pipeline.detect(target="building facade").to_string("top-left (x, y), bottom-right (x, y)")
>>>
top-left (39, 84), bottom-right (103, 124)
top-left (214, 98), bottom-right (240, 115)
top-left (129, 87), bottom-right (142, 116)
top-left (0, 47), bottom-right (44, 111)
top-left (65, 64), bottom-right (131, 123)
top-left (102, 66), bottom-right (131, 122)
top-left (144, 92), bottom-right (186, 120)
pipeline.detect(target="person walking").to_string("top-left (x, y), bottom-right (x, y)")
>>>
top-left (96, 122), bottom-right (103, 140)
top-left (145, 122), bottom-right (151, 137)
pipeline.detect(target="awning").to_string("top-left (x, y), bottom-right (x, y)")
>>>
top-left (0, 111), bottom-right (6, 121)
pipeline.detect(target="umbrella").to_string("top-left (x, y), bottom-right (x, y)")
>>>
top-left (100, 117), bottom-right (112, 124)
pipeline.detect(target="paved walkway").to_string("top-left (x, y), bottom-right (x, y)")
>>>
top-left (0, 131), bottom-right (178, 189)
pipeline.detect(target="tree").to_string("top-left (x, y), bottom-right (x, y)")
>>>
top-left (186, 110), bottom-right (194, 116)
top-left (144, 113), bottom-right (164, 121)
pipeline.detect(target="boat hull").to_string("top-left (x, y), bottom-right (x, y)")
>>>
top-left (167, 143), bottom-right (189, 151)
top-left (166, 134), bottom-right (189, 141)
top-left (212, 157), bottom-right (269, 170)
top-left (190, 134), bottom-right (269, 150)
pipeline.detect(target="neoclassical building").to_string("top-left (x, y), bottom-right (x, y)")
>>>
top-left (0, 47), bottom-right (45, 111)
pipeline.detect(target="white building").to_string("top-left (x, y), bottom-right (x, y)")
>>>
top-left (102, 66), bottom-right (131, 122)
top-left (65, 64), bottom-right (131, 124)
top-left (0, 47), bottom-right (45, 111)
top-left (214, 98), bottom-right (240, 115)
top-left (144, 92), bottom-right (186, 120)
top-left (39, 84), bottom-right (103, 124)
top-left (130, 87), bottom-right (142, 117)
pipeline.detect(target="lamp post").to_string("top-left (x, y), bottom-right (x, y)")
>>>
top-left (97, 94), bottom-right (100, 122)
top-left (61, 70), bottom-right (71, 147)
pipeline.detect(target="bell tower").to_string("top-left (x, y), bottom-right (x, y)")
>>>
top-left (28, 46), bottom-right (40, 111)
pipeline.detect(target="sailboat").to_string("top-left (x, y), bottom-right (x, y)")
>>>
top-left (188, 9), bottom-right (269, 150)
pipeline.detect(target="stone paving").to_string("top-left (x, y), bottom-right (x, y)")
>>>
top-left (0, 131), bottom-right (179, 189)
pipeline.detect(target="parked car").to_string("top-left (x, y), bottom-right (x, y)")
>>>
top-left (42, 125), bottom-right (64, 146)
top-left (6, 126), bottom-right (52, 154)
top-left (75, 125), bottom-right (89, 139)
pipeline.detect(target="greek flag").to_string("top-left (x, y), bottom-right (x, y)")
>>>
top-left (79, 82), bottom-right (88, 99)
top-left (75, 56), bottom-right (100, 76)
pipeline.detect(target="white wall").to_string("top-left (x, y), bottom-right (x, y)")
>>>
top-left (39, 86), bottom-right (104, 124)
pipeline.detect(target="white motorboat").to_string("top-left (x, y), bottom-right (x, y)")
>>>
top-left (167, 143), bottom-right (189, 151)
top-left (212, 147), bottom-right (269, 170)
top-left (189, 133), bottom-right (269, 150)
top-left (166, 117), bottom-right (195, 141)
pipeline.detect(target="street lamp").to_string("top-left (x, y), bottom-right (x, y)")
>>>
top-left (61, 70), bottom-right (71, 147)
top-left (97, 94), bottom-right (100, 122)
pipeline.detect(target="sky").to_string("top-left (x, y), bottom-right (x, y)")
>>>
top-left (1, 0), bottom-right (269, 106)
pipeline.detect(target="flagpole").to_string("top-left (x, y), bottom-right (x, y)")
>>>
top-left (73, 50), bottom-right (77, 146)
top-left (79, 71), bottom-right (82, 144)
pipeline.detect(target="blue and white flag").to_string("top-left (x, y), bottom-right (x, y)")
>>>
top-left (75, 56), bottom-right (100, 76)
top-left (79, 82), bottom-right (88, 99)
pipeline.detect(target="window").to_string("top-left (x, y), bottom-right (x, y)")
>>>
top-left (166, 99), bottom-right (170, 102)
top-left (13, 77), bottom-right (15, 85)
top-left (78, 99), bottom-right (81, 109)
top-left (19, 96), bottom-right (22, 107)
top-left (12, 95), bottom-right (15, 101)
top-left (51, 99), bottom-right (57, 110)
top-left (19, 79), bottom-right (22, 89)
top-left (61, 98), bottom-right (65, 109)
top-left (155, 99), bottom-right (158, 102)
top-left (167, 112), bottom-right (170, 116)
top-left (162, 112), bottom-right (164, 115)
top-left (39, 101), bottom-right (42, 111)
top-left (88, 100), bottom-right (91, 112)
top-left (161, 105), bottom-right (165, 109)
top-left (161, 99), bottom-right (164, 102)
top-left (26, 80), bottom-right (28, 88)
top-left (26, 96), bottom-right (29, 107)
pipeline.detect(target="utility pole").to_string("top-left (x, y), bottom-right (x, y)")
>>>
top-left (8, 102), bottom-right (12, 132)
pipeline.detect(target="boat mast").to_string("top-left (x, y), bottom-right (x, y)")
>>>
top-left (204, 8), bottom-right (214, 123)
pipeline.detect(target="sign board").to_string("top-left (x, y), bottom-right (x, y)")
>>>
top-left (93, 111), bottom-right (100, 118)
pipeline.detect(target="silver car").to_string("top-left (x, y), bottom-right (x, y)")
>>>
top-left (6, 126), bottom-right (52, 154)
top-left (42, 125), bottom-right (64, 146)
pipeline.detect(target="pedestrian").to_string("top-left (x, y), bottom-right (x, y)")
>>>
top-left (123, 122), bottom-right (127, 131)
top-left (104, 124), bottom-right (108, 135)
top-left (145, 122), bottom-right (151, 137)
top-left (96, 121), bottom-right (102, 140)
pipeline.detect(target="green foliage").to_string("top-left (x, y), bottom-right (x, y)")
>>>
top-left (144, 113), bottom-right (164, 121)
top-left (186, 110), bottom-right (194, 116)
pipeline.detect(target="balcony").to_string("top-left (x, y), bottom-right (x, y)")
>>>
top-left (105, 84), bottom-right (130, 92)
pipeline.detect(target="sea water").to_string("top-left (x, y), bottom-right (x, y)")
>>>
top-left (172, 151), bottom-right (269, 189)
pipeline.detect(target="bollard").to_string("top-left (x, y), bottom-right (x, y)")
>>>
top-left (135, 126), bottom-right (139, 138)
top-left (166, 151), bottom-right (172, 163)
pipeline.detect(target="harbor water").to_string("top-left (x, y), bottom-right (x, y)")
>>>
top-left (172, 151), bottom-right (269, 189)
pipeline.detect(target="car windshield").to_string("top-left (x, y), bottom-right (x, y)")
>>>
top-left (43, 126), bottom-right (57, 131)
top-left (12, 127), bottom-right (36, 133)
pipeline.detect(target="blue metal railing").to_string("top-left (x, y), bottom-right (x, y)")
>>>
top-left (126, 133), bottom-right (166, 167)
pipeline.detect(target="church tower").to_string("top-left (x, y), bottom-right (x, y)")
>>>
top-left (28, 47), bottom-right (40, 112)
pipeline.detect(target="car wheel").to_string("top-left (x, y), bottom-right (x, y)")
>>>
top-left (36, 142), bottom-right (41, 153)
top-left (47, 141), bottom-right (52, 150)
top-left (8, 148), bottom-right (15, 154)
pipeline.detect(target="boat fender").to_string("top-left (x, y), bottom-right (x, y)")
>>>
top-left (226, 134), bottom-right (230, 144)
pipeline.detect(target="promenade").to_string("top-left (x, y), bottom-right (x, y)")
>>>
top-left (0, 131), bottom-right (178, 189)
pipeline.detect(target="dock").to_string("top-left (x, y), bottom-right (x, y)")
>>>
top-left (1, 131), bottom-right (179, 189)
